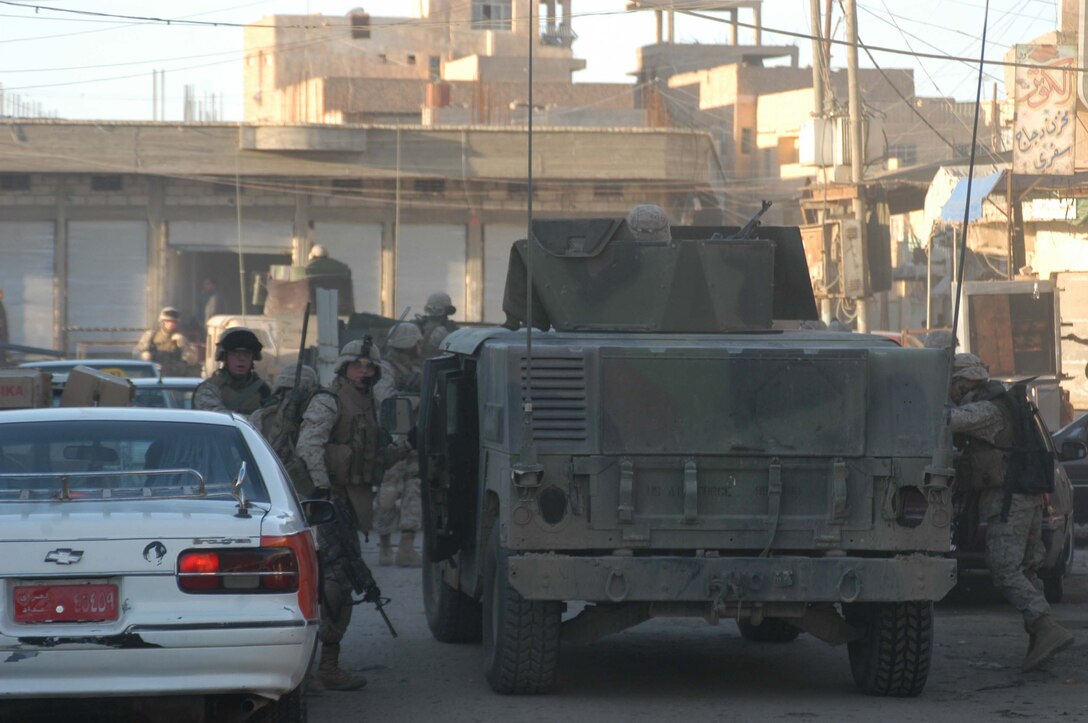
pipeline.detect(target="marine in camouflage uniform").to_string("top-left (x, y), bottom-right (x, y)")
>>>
top-left (949, 353), bottom-right (1074, 671)
top-left (415, 291), bottom-right (459, 359)
top-left (134, 307), bottom-right (199, 376)
top-left (193, 327), bottom-right (270, 414)
top-left (374, 322), bottom-right (425, 567)
top-left (294, 337), bottom-right (410, 691)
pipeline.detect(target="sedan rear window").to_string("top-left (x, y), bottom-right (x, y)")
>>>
top-left (0, 421), bottom-right (267, 503)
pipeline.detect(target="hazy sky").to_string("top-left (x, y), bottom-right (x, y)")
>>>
top-left (0, 1), bottom-right (1060, 121)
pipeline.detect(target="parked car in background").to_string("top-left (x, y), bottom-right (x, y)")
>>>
top-left (131, 377), bottom-right (202, 409)
top-left (952, 405), bottom-right (1077, 603)
top-left (1051, 413), bottom-right (1088, 525)
top-left (0, 408), bottom-right (328, 721)
top-left (19, 359), bottom-right (161, 381)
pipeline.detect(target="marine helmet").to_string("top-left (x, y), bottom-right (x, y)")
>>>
top-left (387, 322), bottom-right (423, 350)
top-left (424, 292), bottom-right (456, 317)
top-left (309, 244), bottom-right (328, 260)
top-left (215, 327), bottom-right (264, 362)
top-left (335, 336), bottom-right (382, 379)
top-left (625, 204), bottom-right (671, 242)
top-left (159, 306), bottom-right (181, 322)
top-left (272, 364), bottom-right (318, 392)
top-left (951, 352), bottom-right (989, 381)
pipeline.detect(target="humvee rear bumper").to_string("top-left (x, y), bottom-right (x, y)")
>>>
top-left (507, 553), bottom-right (957, 604)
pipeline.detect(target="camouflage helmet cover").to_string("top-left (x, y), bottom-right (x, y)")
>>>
top-left (159, 306), bottom-right (181, 322)
top-left (273, 364), bottom-right (318, 392)
top-left (951, 352), bottom-right (989, 381)
top-left (625, 204), bottom-right (671, 242)
top-left (387, 322), bottom-right (423, 350)
top-left (924, 329), bottom-right (956, 350)
top-left (424, 292), bottom-right (456, 317)
top-left (335, 336), bottom-right (382, 376)
top-left (215, 327), bottom-right (263, 362)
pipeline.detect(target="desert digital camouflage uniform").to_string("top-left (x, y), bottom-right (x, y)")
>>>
top-left (293, 339), bottom-right (408, 690)
top-left (415, 292), bottom-right (459, 359)
top-left (134, 307), bottom-right (199, 376)
top-left (373, 323), bottom-right (424, 567)
top-left (949, 353), bottom-right (1073, 670)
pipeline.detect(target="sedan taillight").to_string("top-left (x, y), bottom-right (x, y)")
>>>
top-left (176, 533), bottom-right (319, 619)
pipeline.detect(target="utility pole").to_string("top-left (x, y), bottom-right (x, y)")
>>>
top-left (845, 0), bottom-right (869, 332)
top-left (811, 0), bottom-right (833, 324)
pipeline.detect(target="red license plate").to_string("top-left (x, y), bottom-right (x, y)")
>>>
top-left (13, 584), bottom-right (119, 623)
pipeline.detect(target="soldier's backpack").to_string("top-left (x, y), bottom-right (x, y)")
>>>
top-left (1000, 381), bottom-right (1055, 498)
top-left (254, 386), bottom-right (336, 497)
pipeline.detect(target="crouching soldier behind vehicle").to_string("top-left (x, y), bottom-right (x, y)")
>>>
top-left (293, 338), bottom-right (411, 691)
top-left (194, 327), bottom-right (271, 414)
top-left (949, 353), bottom-right (1074, 671)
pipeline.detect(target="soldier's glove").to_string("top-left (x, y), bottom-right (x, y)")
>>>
top-left (363, 581), bottom-right (382, 604)
top-left (407, 425), bottom-right (418, 450)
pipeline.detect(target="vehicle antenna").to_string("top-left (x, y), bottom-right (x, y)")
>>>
top-left (930, 0), bottom-right (989, 487)
top-left (515, 1), bottom-right (543, 486)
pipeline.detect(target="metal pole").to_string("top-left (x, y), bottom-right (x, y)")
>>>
top-left (846, 0), bottom-right (869, 331)
top-left (810, 0), bottom-right (825, 118)
top-left (926, 232), bottom-right (933, 327)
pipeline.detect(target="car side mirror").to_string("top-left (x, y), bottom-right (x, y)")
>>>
top-left (1059, 440), bottom-right (1088, 462)
top-left (380, 395), bottom-right (416, 436)
top-left (301, 498), bottom-right (335, 526)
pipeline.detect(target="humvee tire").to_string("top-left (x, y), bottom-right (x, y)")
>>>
top-left (736, 618), bottom-right (802, 643)
top-left (482, 526), bottom-right (561, 694)
top-left (423, 545), bottom-right (483, 643)
top-left (847, 602), bottom-right (933, 697)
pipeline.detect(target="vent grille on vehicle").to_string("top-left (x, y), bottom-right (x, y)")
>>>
top-left (520, 356), bottom-right (587, 442)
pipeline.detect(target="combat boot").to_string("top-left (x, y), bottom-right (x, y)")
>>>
top-left (1022, 615), bottom-right (1075, 672)
top-left (317, 644), bottom-right (367, 691)
top-left (395, 531), bottom-right (422, 567)
top-left (378, 534), bottom-right (394, 566)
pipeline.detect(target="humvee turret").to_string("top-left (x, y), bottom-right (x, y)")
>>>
top-left (416, 217), bottom-right (956, 697)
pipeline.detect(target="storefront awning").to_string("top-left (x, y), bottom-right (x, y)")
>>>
top-left (940, 170), bottom-right (1004, 223)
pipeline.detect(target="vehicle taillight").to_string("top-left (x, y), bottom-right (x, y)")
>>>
top-left (176, 547), bottom-right (299, 594)
top-left (896, 486), bottom-right (929, 528)
top-left (261, 532), bottom-right (320, 621)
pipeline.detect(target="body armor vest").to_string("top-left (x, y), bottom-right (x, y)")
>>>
top-left (208, 369), bottom-right (269, 415)
top-left (149, 328), bottom-right (183, 365)
top-left (327, 376), bottom-right (380, 486)
top-left (957, 380), bottom-right (1015, 491)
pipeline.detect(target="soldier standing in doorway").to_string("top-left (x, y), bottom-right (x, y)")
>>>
top-left (134, 307), bottom-right (199, 376)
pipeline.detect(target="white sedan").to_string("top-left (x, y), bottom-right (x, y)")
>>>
top-left (0, 407), bottom-right (326, 721)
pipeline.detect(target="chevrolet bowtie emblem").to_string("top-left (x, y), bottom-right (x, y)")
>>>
top-left (44, 548), bottom-right (84, 565)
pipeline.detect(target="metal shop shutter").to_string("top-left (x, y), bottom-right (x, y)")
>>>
top-left (68, 221), bottom-right (148, 346)
top-left (395, 225), bottom-right (466, 321)
top-left (314, 222), bottom-right (382, 314)
top-left (169, 220), bottom-right (292, 252)
top-left (1057, 271), bottom-right (1088, 410)
top-left (483, 223), bottom-right (524, 324)
top-left (0, 222), bottom-right (55, 349)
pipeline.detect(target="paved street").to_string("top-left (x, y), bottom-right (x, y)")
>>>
top-left (310, 542), bottom-right (1088, 723)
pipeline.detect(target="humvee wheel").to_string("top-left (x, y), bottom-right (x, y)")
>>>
top-left (482, 526), bottom-right (561, 694)
top-left (846, 602), bottom-right (933, 697)
top-left (736, 618), bottom-right (801, 643)
top-left (423, 545), bottom-right (482, 643)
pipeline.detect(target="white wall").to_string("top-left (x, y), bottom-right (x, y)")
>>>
top-left (396, 224), bottom-right (466, 320)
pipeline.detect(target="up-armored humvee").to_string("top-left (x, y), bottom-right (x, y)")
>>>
top-left (416, 217), bottom-right (956, 697)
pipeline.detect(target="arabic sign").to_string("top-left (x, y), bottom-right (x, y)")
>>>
top-left (1013, 45), bottom-right (1075, 176)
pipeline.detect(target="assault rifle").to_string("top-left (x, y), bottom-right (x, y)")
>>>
top-left (328, 495), bottom-right (398, 638)
top-left (730, 200), bottom-right (773, 239)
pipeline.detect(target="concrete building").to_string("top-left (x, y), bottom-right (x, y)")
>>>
top-left (0, 121), bottom-right (723, 354)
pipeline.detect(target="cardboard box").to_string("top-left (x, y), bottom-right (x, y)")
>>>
top-left (59, 366), bottom-right (135, 408)
top-left (0, 370), bottom-right (53, 409)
